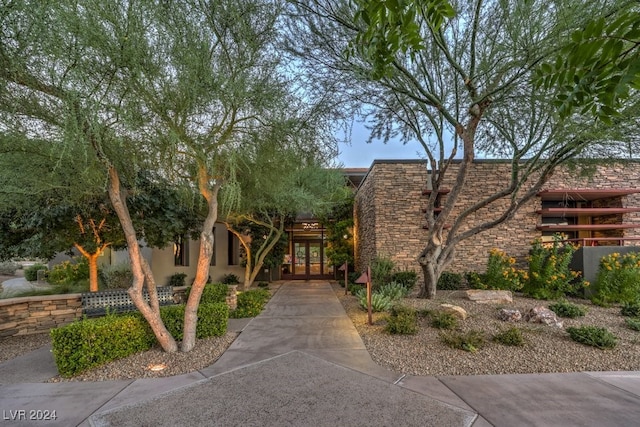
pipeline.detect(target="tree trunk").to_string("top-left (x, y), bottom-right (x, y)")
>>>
top-left (181, 164), bottom-right (220, 352)
top-left (106, 166), bottom-right (178, 353)
top-left (73, 243), bottom-right (106, 293)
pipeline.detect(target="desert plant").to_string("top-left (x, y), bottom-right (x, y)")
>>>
top-left (430, 312), bottom-right (458, 329)
top-left (168, 272), bottom-right (187, 287)
top-left (548, 300), bottom-right (587, 318)
top-left (370, 255), bottom-right (395, 291)
top-left (0, 261), bottom-right (19, 275)
top-left (221, 273), bottom-right (240, 285)
top-left (438, 271), bottom-right (464, 290)
top-left (100, 263), bottom-right (133, 289)
top-left (493, 327), bottom-right (525, 346)
top-left (24, 263), bottom-right (48, 281)
top-left (566, 326), bottom-right (617, 349)
top-left (592, 252), bottom-right (640, 305)
top-left (440, 330), bottom-right (485, 353)
top-left (385, 305), bottom-right (418, 335)
top-left (377, 282), bottom-right (409, 301)
top-left (355, 288), bottom-right (393, 312)
top-left (391, 270), bottom-right (418, 290)
top-left (625, 318), bottom-right (640, 332)
top-left (523, 236), bottom-right (582, 300)
top-left (348, 283), bottom-right (364, 296)
top-left (621, 301), bottom-right (640, 317)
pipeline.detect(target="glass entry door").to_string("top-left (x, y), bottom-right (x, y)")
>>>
top-left (291, 239), bottom-right (328, 279)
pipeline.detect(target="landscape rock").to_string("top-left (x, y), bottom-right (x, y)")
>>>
top-left (465, 289), bottom-right (513, 304)
top-left (497, 308), bottom-right (522, 322)
top-left (524, 306), bottom-right (563, 328)
top-left (439, 304), bottom-right (468, 320)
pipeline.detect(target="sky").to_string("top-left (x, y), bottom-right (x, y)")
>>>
top-left (335, 121), bottom-right (427, 168)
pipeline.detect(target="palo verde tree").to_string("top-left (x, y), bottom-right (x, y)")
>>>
top-left (0, 0), bottom-right (338, 351)
top-left (287, 0), bottom-right (640, 298)
top-left (223, 139), bottom-right (346, 289)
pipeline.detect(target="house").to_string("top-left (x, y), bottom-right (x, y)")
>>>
top-left (353, 159), bottom-right (640, 283)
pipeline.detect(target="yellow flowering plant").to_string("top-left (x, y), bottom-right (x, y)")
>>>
top-left (482, 248), bottom-right (526, 291)
top-left (523, 234), bottom-right (584, 300)
top-left (592, 252), bottom-right (640, 305)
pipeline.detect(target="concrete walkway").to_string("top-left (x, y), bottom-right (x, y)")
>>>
top-left (1, 281), bottom-right (640, 426)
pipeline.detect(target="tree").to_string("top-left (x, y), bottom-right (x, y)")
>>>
top-left (223, 143), bottom-right (347, 288)
top-left (0, 0), bottom-right (338, 351)
top-left (287, 0), bottom-right (640, 298)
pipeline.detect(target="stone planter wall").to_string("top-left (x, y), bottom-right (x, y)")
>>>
top-left (0, 286), bottom-right (239, 338)
top-left (0, 294), bottom-right (82, 338)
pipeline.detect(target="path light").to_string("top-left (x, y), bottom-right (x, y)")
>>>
top-left (147, 363), bottom-right (167, 372)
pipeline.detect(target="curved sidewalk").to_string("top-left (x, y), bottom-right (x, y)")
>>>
top-left (1, 281), bottom-right (639, 426)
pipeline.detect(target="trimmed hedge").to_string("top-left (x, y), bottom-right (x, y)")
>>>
top-left (160, 302), bottom-right (229, 340)
top-left (50, 314), bottom-right (155, 377)
top-left (50, 302), bottom-right (229, 377)
top-left (230, 289), bottom-right (271, 318)
top-left (185, 283), bottom-right (229, 304)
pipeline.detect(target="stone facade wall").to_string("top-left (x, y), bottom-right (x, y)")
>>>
top-left (354, 160), bottom-right (640, 278)
top-left (0, 294), bottom-right (82, 337)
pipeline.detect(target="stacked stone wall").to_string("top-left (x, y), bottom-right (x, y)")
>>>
top-left (0, 294), bottom-right (82, 337)
top-left (355, 160), bottom-right (640, 279)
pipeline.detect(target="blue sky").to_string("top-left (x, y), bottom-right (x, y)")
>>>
top-left (335, 122), bottom-right (426, 168)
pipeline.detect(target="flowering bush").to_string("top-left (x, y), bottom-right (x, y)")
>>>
top-left (482, 248), bottom-right (526, 291)
top-left (592, 252), bottom-right (640, 305)
top-left (522, 236), bottom-right (583, 300)
top-left (48, 257), bottom-right (90, 286)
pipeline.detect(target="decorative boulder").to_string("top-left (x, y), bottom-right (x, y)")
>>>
top-left (439, 304), bottom-right (468, 320)
top-left (524, 306), bottom-right (563, 328)
top-left (498, 308), bottom-right (522, 322)
top-left (465, 289), bottom-right (513, 304)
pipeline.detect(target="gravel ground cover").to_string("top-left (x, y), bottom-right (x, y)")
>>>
top-left (334, 283), bottom-right (640, 376)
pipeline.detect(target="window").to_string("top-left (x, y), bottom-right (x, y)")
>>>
top-left (174, 235), bottom-right (189, 266)
top-left (210, 227), bottom-right (216, 266)
top-left (228, 230), bottom-right (240, 265)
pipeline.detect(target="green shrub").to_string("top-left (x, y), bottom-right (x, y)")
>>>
top-left (231, 288), bottom-right (270, 318)
top-left (385, 305), bottom-right (417, 335)
top-left (370, 255), bottom-right (395, 291)
top-left (355, 288), bottom-right (393, 312)
top-left (50, 314), bottom-right (155, 377)
top-left (186, 283), bottom-right (228, 304)
top-left (391, 270), bottom-right (418, 290)
top-left (625, 317), bottom-right (640, 332)
top-left (221, 273), bottom-right (240, 285)
top-left (159, 302), bottom-right (229, 340)
top-left (548, 300), bottom-right (587, 318)
top-left (24, 263), bottom-right (48, 281)
top-left (523, 236), bottom-right (582, 300)
top-left (168, 273), bottom-right (187, 287)
top-left (592, 252), bottom-right (640, 305)
top-left (257, 281), bottom-right (269, 288)
top-left (430, 311), bottom-right (458, 329)
top-left (493, 327), bottom-right (525, 346)
top-left (465, 271), bottom-right (485, 289)
top-left (483, 248), bottom-right (525, 291)
top-left (440, 330), bottom-right (485, 353)
top-left (100, 263), bottom-right (133, 289)
top-left (377, 282), bottom-right (409, 301)
top-left (0, 261), bottom-right (19, 275)
top-left (621, 301), bottom-right (640, 317)
top-left (438, 272), bottom-right (464, 290)
top-left (566, 326), bottom-right (617, 349)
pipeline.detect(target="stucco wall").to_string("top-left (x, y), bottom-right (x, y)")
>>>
top-left (354, 160), bottom-right (640, 278)
top-left (150, 225), bottom-right (245, 287)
